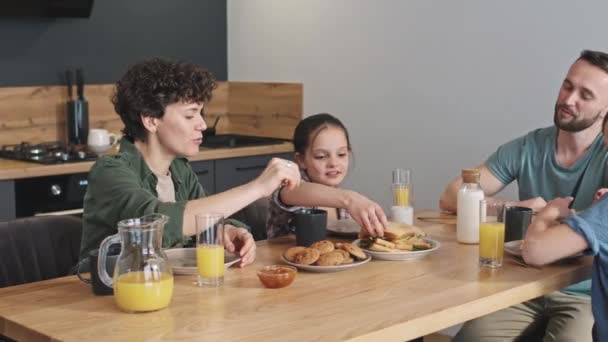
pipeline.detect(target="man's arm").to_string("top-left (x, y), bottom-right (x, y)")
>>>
top-left (522, 197), bottom-right (588, 266)
top-left (439, 163), bottom-right (547, 213)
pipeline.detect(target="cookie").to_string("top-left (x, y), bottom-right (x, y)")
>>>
top-left (341, 257), bottom-right (355, 264)
top-left (339, 242), bottom-right (367, 260)
top-left (310, 240), bottom-right (334, 254)
top-left (333, 249), bottom-right (350, 260)
top-left (294, 248), bottom-right (321, 265)
top-left (315, 251), bottom-right (344, 266)
top-left (284, 246), bottom-right (307, 262)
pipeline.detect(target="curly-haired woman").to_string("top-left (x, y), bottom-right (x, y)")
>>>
top-left (79, 58), bottom-right (300, 267)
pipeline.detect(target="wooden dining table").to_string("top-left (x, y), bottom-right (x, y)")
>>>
top-left (0, 210), bottom-right (592, 341)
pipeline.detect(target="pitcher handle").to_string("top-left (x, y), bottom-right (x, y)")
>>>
top-left (98, 234), bottom-right (120, 288)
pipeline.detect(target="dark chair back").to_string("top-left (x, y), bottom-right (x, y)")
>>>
top-left (230, 197), bottom-right (270, 241)
top-left (0, 215), bottom-right (82, 288)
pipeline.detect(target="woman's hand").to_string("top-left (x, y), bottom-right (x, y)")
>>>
top-left (253, 158), bottom-right (301, 197)
top-left (224, 224), bottom-right (256, 267)
top-left (344, 191), bottom-right (387, 237)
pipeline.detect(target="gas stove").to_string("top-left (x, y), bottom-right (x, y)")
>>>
top-left (0, 141), bottom-right (97, 164)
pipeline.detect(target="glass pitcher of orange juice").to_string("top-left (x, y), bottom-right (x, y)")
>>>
top-left (97, 213), bottom-right (174, 312)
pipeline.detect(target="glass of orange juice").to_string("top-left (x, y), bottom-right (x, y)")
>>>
top-left (195, 213), bottom-right (225, 286)
top-left (392, 168), bottom-right (411, 207)
top-left (479, 200), bottom-right (505, 268)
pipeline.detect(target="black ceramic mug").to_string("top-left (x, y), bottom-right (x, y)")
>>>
top-left (504, 206), bottom-right (533, 242)
top-left (75, 247), bottom-right (118, 296)
top-left (292, 209), bottom-right (328, 246)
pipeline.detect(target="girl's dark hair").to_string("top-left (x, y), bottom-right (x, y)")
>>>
top-left (292, 113), bottom-right (351, 154)
top-left (112, 57), bottom-right (217, 142)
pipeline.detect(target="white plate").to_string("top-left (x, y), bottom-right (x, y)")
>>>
top-left (504, 240), bottom-right (524, 257)
top-left (164, 248), bottom-right (241, 275)
top-left (504, 240), bottom-right (584, 259)
top-left (280, 254), bottom-right (371, 273)
top-left (326, 219), bottom-right (360, 238)
top-left (353, 238), bottom-right (440, 261)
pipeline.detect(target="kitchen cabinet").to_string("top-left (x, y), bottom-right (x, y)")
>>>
top-left (0, 180), bottom-right (16, 221)
top-left (214, 152), bottom-right (293, 241)
top-left (190, 160), bottom-right (215, 195)
top-left (189, 152), bottom-right (292, 195)
top-left (214, 153), bottom-right (292, 193)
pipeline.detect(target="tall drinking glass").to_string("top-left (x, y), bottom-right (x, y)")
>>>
top-left (392, 168), bottom-right (411, 207)
top-left (196, 213), bottom-right (225, 286)
top-left (479, 200), bottom-right (505, 268)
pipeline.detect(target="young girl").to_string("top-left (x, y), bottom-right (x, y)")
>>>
top-left (266, 113), bottom-right (387, 239)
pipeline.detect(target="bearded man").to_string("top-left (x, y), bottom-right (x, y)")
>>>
top-left (440, 50), bottom-right (608, 341)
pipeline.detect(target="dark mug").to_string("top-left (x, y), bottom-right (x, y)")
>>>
top-left (292, 209), bottom-right (327, 246)
top-left (75, 247), bottom-right (118, 296)
top-left (504, 206), bottom-right (533, 242)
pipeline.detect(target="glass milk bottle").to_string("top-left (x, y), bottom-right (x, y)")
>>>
top-left (457, 169), bottom-right (484, 244)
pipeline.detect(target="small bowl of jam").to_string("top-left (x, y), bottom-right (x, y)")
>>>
top-left (257, 265), bottom-right (297, 289)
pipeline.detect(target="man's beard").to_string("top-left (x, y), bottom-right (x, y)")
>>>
top-left (554, 103), bottom-right (601, 132)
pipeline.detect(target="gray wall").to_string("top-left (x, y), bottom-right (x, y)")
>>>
top-left (0, 0), bottom-right (227, 86)
top-left (227, 0), bottom-right (608, 211)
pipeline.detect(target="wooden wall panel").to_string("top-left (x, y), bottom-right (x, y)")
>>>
top-left (225, 82), bottom-right (303, 139)
top-left (0, 84), bottom-right (118, 146)
top-left (0, 81), bottom-right (301, 146)
top-left (204, 82), bottom-right (231, 135)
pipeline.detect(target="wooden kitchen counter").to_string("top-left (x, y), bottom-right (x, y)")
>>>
top-left (0, 142), bottom-right (293, 180)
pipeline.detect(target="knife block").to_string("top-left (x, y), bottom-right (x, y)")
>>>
top-left (67, 99), bottom-right (89, 146)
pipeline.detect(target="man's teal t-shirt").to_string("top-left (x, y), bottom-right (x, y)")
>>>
top-left (486, 126), bottom-right (608, 297)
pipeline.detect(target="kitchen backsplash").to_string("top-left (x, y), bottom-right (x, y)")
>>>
top-left (0, 82), bottom-right (302, 146)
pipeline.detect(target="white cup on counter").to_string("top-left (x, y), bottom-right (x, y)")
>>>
top-left (390, 205), bottom-right (413, 225)
top-left (87, 129), bottom-right (119, 153)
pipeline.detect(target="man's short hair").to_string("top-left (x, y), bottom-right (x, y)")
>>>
top-left (578, 50), bottom-right (608, 75)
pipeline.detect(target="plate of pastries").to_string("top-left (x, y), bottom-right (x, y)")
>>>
top-left (354, 222), bottom-right (440, 261)
top-left (281, 240), bottom-right (371, 273)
